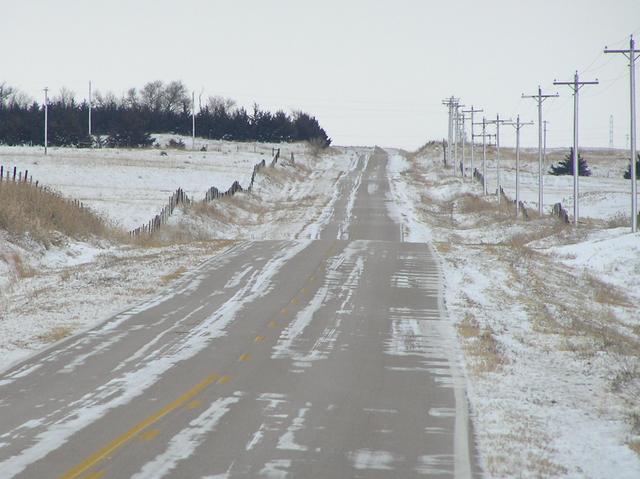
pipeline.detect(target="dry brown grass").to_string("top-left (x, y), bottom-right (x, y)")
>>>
top-left (160, 266), bottom-right (187, 284)
top-left (456, 194), bottom-right (495, 214)
top-left (629, 440), bottom-right (640, 456)
top-left (605, 212), bottom-right (630, 229)
top-left (457, 313), bottom-right (481, 338)
top-left (630, 411), bottom-right (640, 435)
top-left (456, 313), bottom-right (506, 375)
top-left (434, 241), bottom-right (452, 254)
top-left (610, 362), bottom-right (639, 394)
top-left (0, 181), bottom-right (114, 245)
top-left (306, 138), bottom-right (329, 158)
top-left (583, 273), bottom-right (632, 307)
top-left (4, 252), bottom-right (36, 278)
top-left (36, 325), bottom-right (73, 343)
top-left (504, 246), bottom-right (640, 358)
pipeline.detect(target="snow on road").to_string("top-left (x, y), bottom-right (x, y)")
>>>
top-left (0, 142), bottom-right (361, 369)
top-left (386, 146), bottom-right (640, 478)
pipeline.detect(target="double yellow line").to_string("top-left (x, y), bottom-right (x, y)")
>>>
top-left (62, 240), bottom-right (339, 479)
top-left (59, 373), bottom-right (222, 479)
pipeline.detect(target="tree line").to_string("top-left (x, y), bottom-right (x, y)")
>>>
top-left (0, 81), bottom-right (331, 148)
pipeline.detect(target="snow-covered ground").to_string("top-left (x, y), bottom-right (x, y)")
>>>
top-left (0, 135), bottom-right (307, 231)
top-left (387, 145), bottom-right (640, 477)
top-left (0, 140), bottom-right (360, 370)
top-left (457, 145), bottom-right (638, 221)
top-left (3, 137), bottom-right (639, 475)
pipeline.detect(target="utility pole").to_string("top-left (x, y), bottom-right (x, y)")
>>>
top-left (453, 105), bottom-right (459, 175)
top-left (522, 86), bottom-right (558, 215)
top-left (605, 35), bottom-right (639, 232)
top-left (609, 115), bottom-right (614, 151)
top-left (442, 97), bottom-right (459, 168)
top-left (486, 115), bottom-right (509, 203)
top-left (192, 91), bottom-right (196, 151)
top-left (88, 81), bottom-right (92, 141)
top-left (460, 112), bottom-right (466, 178)
top-left (464, 106), bottom-right (483, 179)
top-left (543, 121), bottom-right (549, 174)
top-left (453, 103), bottom-right (465, 176)
top-left (554, 71), bottom-right (599, 225)
top-left (505, 115), bottom-right (534, 218)
top-left (43, 87), bottom-right (49, 156)
top-left (472, 115), bottom-right (489, 195)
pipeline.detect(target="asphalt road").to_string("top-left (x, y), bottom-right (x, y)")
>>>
top-left (0, 148), bottom-right (477, 478)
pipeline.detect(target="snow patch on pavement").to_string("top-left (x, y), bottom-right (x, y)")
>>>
top-left (131, 395), bottom-right (241, 479)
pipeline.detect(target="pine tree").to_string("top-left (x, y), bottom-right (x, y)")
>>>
top-left (549, 148), bottom-right (591, 176)
top-left (623, 154), bottom-right (640, 179)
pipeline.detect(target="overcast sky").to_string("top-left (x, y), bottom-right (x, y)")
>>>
top-left (3, 0), bottom-right (639, 150)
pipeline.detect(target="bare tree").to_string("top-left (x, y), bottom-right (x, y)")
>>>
top-left (55, 87), bottom-right (76, 107)
top-left (207, 95), bottom-right (236, 113)
top-left (7, 90), bottom-right (32, 108)
top-left (0, 82), bottom-right (32, 108)
top-left (163, 80), bottom-right (188, 114)
top-left (125, 87), bottom-right (139, 108)
top-left (0, 82), bottom-right (16, 107)
top-left (140, 80), bottom-right (164, 111)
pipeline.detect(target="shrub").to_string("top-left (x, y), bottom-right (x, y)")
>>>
top-left (167, 138), bottom-right (186, 150)
top-left (549, 148), bottom-right (591, 176)
top-left (623, 155), bottom-right (640, 179)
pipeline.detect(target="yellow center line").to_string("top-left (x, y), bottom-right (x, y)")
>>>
top-left (238, 353), bottom-right (251, 362)
top-left (254, 335), bottom-right (265, 343)
top-left (217, 375), bottom-right (232, 384)
top-left (80, 471), bottom-right (105, 479)
top-left (140, 429), bottom-right (160, 442)
top-left (268, 320), bottom-right (278, 329)
top-left (59, 373), bottom-right (220, 479)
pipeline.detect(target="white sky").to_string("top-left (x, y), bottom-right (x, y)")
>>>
top-left (3, 0), bottom-right (639, 150)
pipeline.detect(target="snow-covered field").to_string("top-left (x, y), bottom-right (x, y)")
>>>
top-left (457, 145), bottom-right (638, 221)
top-left (387, 146), bottom-right (640, 477)
top-left (0, 135), bottom-right (307, 231)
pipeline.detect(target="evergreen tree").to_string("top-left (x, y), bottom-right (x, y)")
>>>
top-left (549, 147), bottom-right (591, 176)
top-left (0, 81), bottom-right (331, 147)
top-left (623, 154), bottom-right (640, 179)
